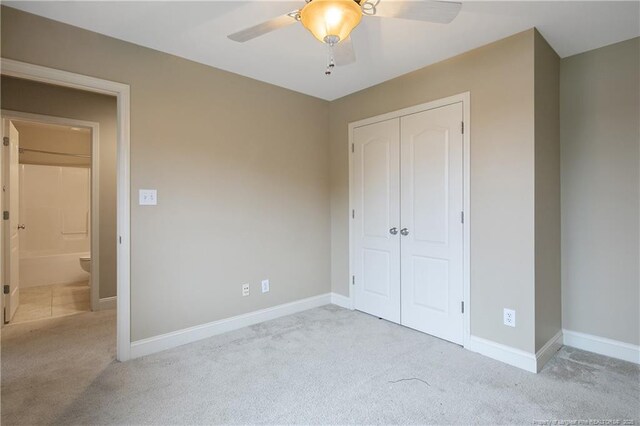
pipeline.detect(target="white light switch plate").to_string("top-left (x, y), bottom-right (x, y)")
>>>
top-left (139, 189), bottom-right (157, 205)
top-left (261, 279), bottom-right (270, 293)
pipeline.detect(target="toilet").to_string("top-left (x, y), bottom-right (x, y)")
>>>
top-left (79, 256), bottom-right (91, 287)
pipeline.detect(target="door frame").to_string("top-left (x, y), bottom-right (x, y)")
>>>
top-left (348, 92), bottom-right (471, 347)
top-left (1, 110), bottom-right (101, 313)
top-left (1, 58), bottom-right (132, 361)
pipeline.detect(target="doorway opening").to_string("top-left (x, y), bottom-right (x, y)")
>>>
top-left (1, 60), bottom-right (131, 361)
top-left (2, 114), bottom-right (100, 324)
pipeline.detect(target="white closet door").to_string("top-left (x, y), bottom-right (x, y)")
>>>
top-left (400, 103), bottom-right (464, 344)
top-left (353, 119), bottom-right (401, 323)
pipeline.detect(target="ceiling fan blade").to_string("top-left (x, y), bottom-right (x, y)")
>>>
top-left (227, 13), bottom-right (298, 43)
top-left (371, 0), bottom-right (462, 24)
top-left (334, 36), bottom-right (356, 66)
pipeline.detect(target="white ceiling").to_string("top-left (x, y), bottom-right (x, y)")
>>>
top-left (7, 1), bottom-right (640, 100)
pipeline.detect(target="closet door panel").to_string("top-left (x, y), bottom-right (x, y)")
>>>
top-left (400, 103), bottom-right (464, 344)
top-left (353, 119), bottom-right (401, 323)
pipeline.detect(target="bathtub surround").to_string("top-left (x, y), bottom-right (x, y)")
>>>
top-left (19, 164), bottom-right (91, 288)
top-left (1, 76), bottom-right (118, 300)
top-left (19, 253), bottom-right (89, 289)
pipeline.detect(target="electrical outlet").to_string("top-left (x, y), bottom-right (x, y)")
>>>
top-left (242, 284), bottom-right (250, 297)
top-left (261, 279), bottom-right (270, 293)
top-left (504, 308), bottom-right (516, 327)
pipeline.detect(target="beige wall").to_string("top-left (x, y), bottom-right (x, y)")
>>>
top-left (2, 77), bottom-right (118, 299)
top-left (330, 30), bottom-right (539, 352)
top-left (560, 37), bottom-right (640, 345)
top-left (534, 32), bottom-right (562, 352)
top-left (3, 6), bottom-right (578, 353)
top-left (1, 6), bottom-right (331, 341)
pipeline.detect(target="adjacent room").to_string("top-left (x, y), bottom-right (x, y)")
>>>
top-left (9, 120), bottom-right (92, 323)
top-left (0, 1), bottom-right (638, 425)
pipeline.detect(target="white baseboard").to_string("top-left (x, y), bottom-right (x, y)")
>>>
top-left (98, 296), bottom-right (116, 310)
top-left (330, 292), bottom-right (353, 309)
top-left (130, 293), bottom-right (332, 359)
top-left (535, 330), bottom-right (563, 372)
top-left (465, 336), bottom-right (537, 373)
top-left (563, 329), bottom-right (640, 364)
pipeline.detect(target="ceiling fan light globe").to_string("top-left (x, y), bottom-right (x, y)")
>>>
top-left (300, 0), bottom-right (362, 44)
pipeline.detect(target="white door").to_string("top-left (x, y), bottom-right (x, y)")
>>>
top-left (352, 119), bottom-right (401, 323)
top-left (399, 103), bottom-right (464, 344)
top-left (3, 120), bottom-right (20, 323)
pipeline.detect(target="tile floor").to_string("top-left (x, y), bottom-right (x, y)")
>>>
top-left (10, 282), bottom-right (90, 324)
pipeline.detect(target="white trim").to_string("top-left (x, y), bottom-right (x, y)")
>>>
top-left (535, 330), bottom-right (563, 372)
top-left (0, 110), bottom-right (101, 313)
top-left (99, 296), bottom-right (117, 310)
top-left (131, 293), bottom-right (332, 359)
top-left (347, 92), bottom-right (471, 347)
top-left (2, 58), bottom-right (132, 361)
top-left (349, 94), bottom-right (469, 130)
top-left (331, 292), bottom-right (353, 309)
top-left (466, 335), bottom-right (537, 373)
top-left (461, 94), bottom-right (471, 349)
top-left (563, 329), bottom-right (640, 364)
top-left (467, 332), bottom-right (564, 374)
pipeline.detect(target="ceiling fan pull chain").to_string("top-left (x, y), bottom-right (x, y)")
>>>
top-left (325, 43), bottom-right (336, 76)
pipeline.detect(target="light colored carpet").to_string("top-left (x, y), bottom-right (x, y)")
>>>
top-left (1, 305), bottom-right (639, 425)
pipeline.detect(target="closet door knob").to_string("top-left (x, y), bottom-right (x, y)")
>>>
top-left (17, 224), bottom-right (25, 230)
top-left (389, 227), bottom-right (398, 235)
top-left (400, 228), bottom-right (409, 236)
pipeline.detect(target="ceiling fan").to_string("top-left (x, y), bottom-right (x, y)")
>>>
top-left (227, 0), bottom-right (462, 74)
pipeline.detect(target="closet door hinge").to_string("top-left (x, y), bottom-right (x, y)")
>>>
top-left (351, 143), bottom-right (354, 153)
top-left (352, 275), bottom-right (355, 285)
top-left (3, 137), bottom-right (9, 146)
top-left (352, 209), bottom-right (355, 219)
top-left (3, 285), bottom-right (9, 295)
top-left (460, 211), bottom-right (464, 224)
top-left (461, 301), bottom-right (464, 314)
top-left (3, 211), bottom-right (8, 220)
top-left (461, 122), bottom-right (464, 134)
